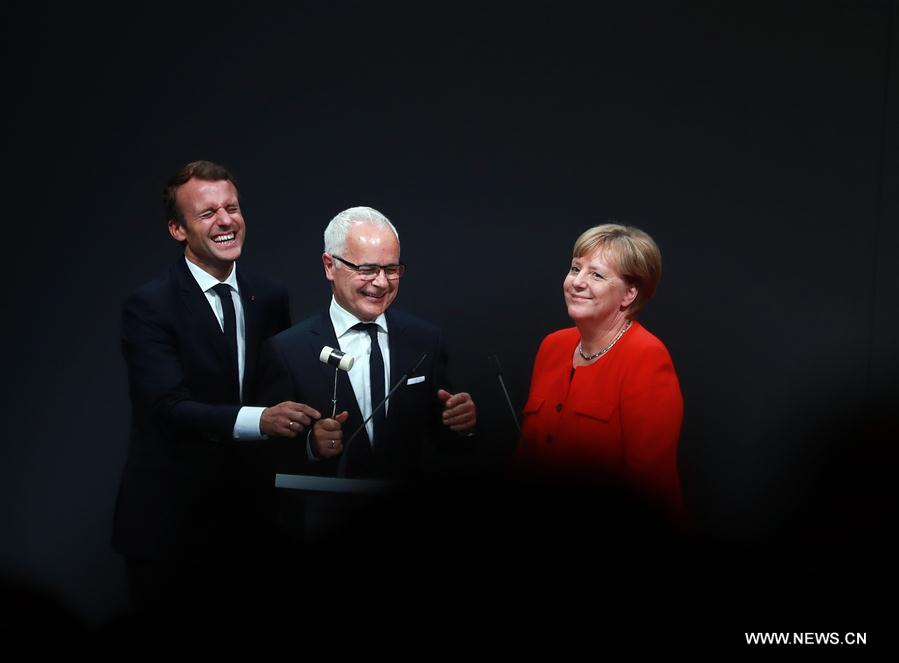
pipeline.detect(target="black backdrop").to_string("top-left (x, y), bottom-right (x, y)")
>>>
top-left (3, 0), bottom-right (897, 651)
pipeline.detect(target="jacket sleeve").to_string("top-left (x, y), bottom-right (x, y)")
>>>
top-left (515, 335), bottom-right (551, 467)
top-left (428, 329), bottom-right (477, 454)
top-left (619, 343), bottom-right (684, 511)
top-left (255, 337), bottom-right (297, 407)
top-left (254, 335), bottom-right (328, 472)
top-left (122, 290), bottom-right (239, 443)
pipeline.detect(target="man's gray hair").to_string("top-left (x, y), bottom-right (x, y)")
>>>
top-left (323, 206), bottom-right (400, 259)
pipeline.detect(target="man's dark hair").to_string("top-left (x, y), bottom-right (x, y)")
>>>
top-left (163, 160), bottom-right (239, 227)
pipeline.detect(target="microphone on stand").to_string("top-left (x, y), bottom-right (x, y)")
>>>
top-left (338, 353), bottom-right (428, 478)
top-left (490, 354), bottom-right (521, 436)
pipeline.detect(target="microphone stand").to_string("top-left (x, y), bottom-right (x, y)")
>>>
top-left (490, 354), bottom-right (521, 436)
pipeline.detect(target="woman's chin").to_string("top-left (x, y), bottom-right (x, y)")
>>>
top-left (567, 306), bottom-right (590, 322)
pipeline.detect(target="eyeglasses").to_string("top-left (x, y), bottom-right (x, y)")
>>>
top-left (333, 255), bottom-right (405, 280)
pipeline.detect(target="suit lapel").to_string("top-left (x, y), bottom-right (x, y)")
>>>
top-left (176, 259), bottom-right (247, 404)
top-left (237, 269), bottom-right (260, 401)
top-left (386, 310), bottom-right (413, 412)
top-left (387, 311), bottom-right (430, 391)
top-left (309, 312), bottom-right (367, 438)
top-left (173, 259), bottom-right (233, 370)
top-left (384, 310), bottom-right (429, 443)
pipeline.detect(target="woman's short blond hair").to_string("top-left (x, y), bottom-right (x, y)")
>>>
top-left (573, 223), bottom-right (662, 317)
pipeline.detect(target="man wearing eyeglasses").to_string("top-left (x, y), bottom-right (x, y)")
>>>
top-left (259, 206), bottom-right (476, 479)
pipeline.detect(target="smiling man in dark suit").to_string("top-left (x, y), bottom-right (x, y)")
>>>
top-left (112, 160), bottom-right (320, 617)
top-left (258, 206), bottom-right (476, 480)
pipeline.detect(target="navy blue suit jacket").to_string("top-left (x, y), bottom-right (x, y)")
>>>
top-left (258, 308), bottom-right (463, 479)
top-left (112, 259), bottom-right (291, 560)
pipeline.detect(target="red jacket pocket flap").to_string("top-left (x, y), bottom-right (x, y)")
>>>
top-left (571, 399), bottom-right (616, 422)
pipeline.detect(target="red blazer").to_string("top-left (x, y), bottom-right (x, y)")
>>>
top-left (516, 322), bottom-right (684, 513)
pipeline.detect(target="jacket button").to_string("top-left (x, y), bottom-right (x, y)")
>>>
top-left (545, 434), bottom-right (553, 444)
top-left (555, 403), bottom-right (563, 413)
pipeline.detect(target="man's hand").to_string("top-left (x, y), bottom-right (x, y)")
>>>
top-left (437, 389), bottom-right (476, 433)
top-left (260, 401), bottom-right (322, 438)
top-left (310, 411), bottom-right (349, 458)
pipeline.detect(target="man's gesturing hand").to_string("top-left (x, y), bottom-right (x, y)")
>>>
top-left (261, 402), bottom-right (322, 438)
top-left (437, 389), bottom-right (476, 433)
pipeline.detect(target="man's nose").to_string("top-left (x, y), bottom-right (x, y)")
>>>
top-left (214, 207), bottom-right (234, 225)
top-left (371, 269), bottom-right (389, 288)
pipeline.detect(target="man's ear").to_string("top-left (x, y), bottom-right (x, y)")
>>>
top-left (322, 253), bottom-right (335, 282)
top-left (168, 219), bottom-right (186, 242)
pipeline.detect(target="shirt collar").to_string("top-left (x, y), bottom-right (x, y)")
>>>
top-left (184, 257), bottom-right (240, 294)
top-left (329, 295), bottom-right (388, 339)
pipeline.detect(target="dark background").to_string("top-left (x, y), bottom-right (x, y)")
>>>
top-left (3, 0), bottom-right (897, 650)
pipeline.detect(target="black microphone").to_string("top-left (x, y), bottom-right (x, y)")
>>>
top-left (490, 354), bottom-right (521, 436)
top-left (337, 353), bottom-right (428, 478)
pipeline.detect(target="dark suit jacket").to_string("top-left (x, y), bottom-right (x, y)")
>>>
top-left (258, 308), bottom-right (463, 479)
top-left (112, 259), bottom-right (291, 561)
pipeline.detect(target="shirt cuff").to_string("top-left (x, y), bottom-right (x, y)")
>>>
top-left (233, 406), bottom-right (267, 441)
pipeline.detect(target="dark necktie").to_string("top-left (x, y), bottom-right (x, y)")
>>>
top-left (213, 283), bottom-right (240, 402)
top-left (353, 322), bottom-right (386, 447)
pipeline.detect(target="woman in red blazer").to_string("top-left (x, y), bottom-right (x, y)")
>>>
top-left (515, 224), bottom-right (684, 515)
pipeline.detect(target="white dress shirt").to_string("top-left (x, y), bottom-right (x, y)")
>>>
top-left (330, 296), bottom-right (390, 446)
top-left (183, 258), bottom-right (265, 440)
